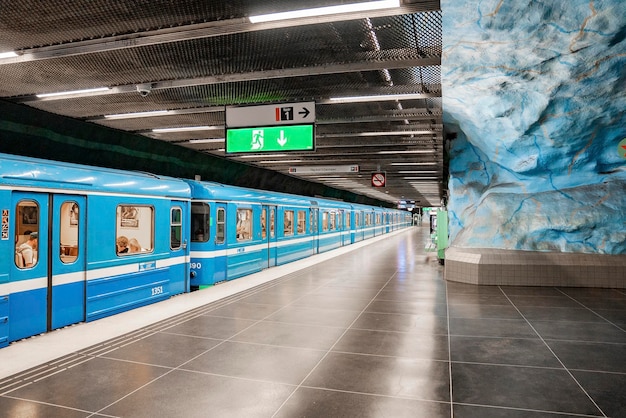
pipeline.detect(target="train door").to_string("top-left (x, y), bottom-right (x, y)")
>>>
top-left (311, 208), bottom-right (319, 254)
top-left (357, 211), bottom-right (365, 242)
top-left (51, 195), bottom-right (86, 330)
top-left (11, 192), bottom-right (87, 342)
top-left (169, 201), bottom-right (189, 293)
top-left (263, 206), bottom-right (277, 268)
top-left (11, 192), bottom-right (49, 341)
top-left (340, 210), bottom-right (349, 246)
top-left (213, 203), bottom-right (227, 283)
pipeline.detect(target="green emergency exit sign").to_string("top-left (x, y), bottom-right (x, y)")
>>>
top-left (226, 124), bottom-right (314, 153)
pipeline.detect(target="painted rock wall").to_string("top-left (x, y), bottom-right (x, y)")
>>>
top-left (442, 0), bottom-right (626, 254)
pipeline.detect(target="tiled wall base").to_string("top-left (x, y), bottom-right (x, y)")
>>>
top-left (444, 247), bottom-right (626, 288)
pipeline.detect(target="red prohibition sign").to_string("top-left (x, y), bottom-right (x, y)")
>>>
top-left (371, 172), bottom-right (386, 187)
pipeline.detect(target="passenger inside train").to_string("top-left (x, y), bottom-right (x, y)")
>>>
top-left (128, 238), bottom-right (142, 253)
top-left (15, 231), bottom-right (38, 268)
top-left (116, 236), bottom-right (129, 254)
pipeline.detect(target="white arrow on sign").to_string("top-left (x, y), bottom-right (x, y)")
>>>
top-left (277, 130), bottom-right (288, 146)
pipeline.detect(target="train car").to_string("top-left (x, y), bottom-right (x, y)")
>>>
top-left (352, 203), bottom-right (377, 240)
top-left (188, 181), bottom-right (321, 287)
top-left (315, 199), bottom-right (354, 253)
top-left (0, 153), bottom-right (191, 347)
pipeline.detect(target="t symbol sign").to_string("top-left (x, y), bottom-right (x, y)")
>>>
top-left (280, 107), bottom-right (293, 121)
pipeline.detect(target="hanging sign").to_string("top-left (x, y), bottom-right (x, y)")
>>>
top-left (371, 172), bottom-right (386, 187)
top-left (226, 102), bottom-right (315, 127)
top-left (226, 124), bottom-right (314, 153)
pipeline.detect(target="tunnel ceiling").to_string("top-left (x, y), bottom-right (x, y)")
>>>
top-left (0, 0), bottom-right (442, 207)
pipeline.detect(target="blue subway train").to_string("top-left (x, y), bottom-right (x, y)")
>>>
top-left (0, 153), bottom-right (411, 348)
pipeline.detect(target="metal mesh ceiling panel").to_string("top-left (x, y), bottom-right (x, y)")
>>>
top-left (0, 0), bottom-right (443, 206)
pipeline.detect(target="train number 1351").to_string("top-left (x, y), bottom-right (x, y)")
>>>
top-left (151, 286), bottom-right (164, 296)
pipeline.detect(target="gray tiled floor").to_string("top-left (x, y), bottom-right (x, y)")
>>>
top-left (1, 227), bottom-right (625, 417)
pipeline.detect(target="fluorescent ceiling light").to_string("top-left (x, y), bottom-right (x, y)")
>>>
top-left (249, 0), bottom-right (400, 23)
top-left (239, 154), bottom-right (288, 158)
top-left (329, 93), bottom-right (430, 103)
top-left (398, 171), bottom-right (439, 174)
top-left (258, 160), bottom-right (303, 164)
top-left (404, 177), bottom-right (439, 180)
top-left (390, 162), bottom-right (438, 166)
top-left (188, 138), bottom-right (224, 144)
top-left (36, 87), bottom-right (110, 98)
top-left (152, 126), bottom-right (219, 133)
top-left (105, 110), bottom-right (169, 120)
top-left (378, 150), bottom-right (436, 154)
top-left (336, 130), bottom-right (435, 137)
top-left (0, 51), bottom-right (18, 59)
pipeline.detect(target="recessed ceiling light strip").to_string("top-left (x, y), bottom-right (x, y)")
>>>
top-left (249, 0), bottom-right (400, 23)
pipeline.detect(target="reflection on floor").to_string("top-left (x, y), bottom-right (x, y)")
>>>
top-left (0, 227), bottom-right (624, 417)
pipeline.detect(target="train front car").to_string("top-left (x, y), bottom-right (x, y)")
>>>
top-left (0, 153), bottom-right (191, 347)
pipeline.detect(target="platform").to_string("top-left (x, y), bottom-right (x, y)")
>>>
top-left (0, 227), bottom-right (624, 417)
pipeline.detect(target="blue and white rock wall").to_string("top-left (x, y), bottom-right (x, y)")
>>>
top-left (442, 0), bottom-right (626, 254)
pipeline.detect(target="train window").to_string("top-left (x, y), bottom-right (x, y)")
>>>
top-left (355, 212), bottom-right (360, 227)
top-left (236, 208), bottom-right (252, 241)
top-left (346, 211), bottom-right (351, 229)
top-left (270, 208), bottom-right (275, 238)
top-left (297, 210), bottom-right (306, 234)
top-left (261, 208), bottom-right (267, 239)
top-left (284, 210), bottom-right (294, 236)
top-left (322, 212), bottom-right (329, 232)
top-left (170, 207), bottom-right (182, 250)
top-left (337, 212), bottom-right (342, 230)
top-left (116, 205), bottom-right (154, 255)
top-left (329, 212), bottom-right (335, 231)
top-left (15, 201), bottom-right (39, 269)
top-left (60, 201), bottom-right (79, 264)
top-left (309, 210), bottom-right (313, 233)
top-left (216, 208), bottom-right (225, 243)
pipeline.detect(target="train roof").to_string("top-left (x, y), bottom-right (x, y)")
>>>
top-left (186, 180), bottom-right (354, 209)
top-left (0, 153), bottom-right (191, 198)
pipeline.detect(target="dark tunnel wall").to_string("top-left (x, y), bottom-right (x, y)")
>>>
top-left (0, 100), bottom-right (389, 207)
